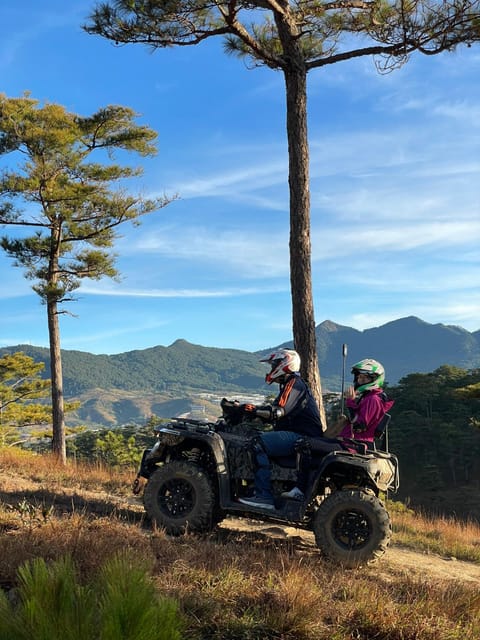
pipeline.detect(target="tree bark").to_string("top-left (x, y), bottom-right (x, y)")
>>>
top-left (46, 221), bottom-right (67, 464)
top-left (47, 298), bottom-right (66, 463)
top-left (283, 64), bottom-right (326, 429)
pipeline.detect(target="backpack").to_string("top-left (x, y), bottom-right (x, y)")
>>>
top-left (374, 411), bottom-right (391, 440)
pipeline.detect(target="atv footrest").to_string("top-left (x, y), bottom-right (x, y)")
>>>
top-left (275, 499), bottom-right (305, 522)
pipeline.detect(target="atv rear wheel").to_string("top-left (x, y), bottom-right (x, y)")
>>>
top-left (313, 490), bottom-right (391, 568)
top-left (144, 461), bottom-right (218, 535)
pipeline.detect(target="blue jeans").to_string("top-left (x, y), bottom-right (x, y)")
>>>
top-left (254, 431), bottom-right (301, 499)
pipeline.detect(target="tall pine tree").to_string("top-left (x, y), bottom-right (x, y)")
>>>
top-left (0, 95), bottom-right (171, 462)
top-left (85, 0), bottom-right (480, 426)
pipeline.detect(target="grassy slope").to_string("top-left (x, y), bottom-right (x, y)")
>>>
top-left (1, 448), bottom-right (480, 640)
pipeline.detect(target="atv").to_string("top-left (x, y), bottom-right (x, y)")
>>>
top-left (133, 399), bottom-right (399, 568)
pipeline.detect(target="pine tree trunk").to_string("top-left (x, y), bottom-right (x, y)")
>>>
top-left (283, 65), bottom-right (326, 429)
top-left (47, 298), bottom-right (66, 464)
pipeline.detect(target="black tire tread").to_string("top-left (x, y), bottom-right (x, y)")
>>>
top-left (144, 461), bottom-right (217, 535)
top-left (313, 489), bottom-right (391, 568)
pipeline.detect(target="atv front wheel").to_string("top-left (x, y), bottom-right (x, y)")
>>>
top-left (313, 490), bottom-right (391, 568)
top-left (144, 461), bottom-right (218, 535)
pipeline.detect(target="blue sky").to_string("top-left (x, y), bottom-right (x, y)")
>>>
top-left (1, 1), bottom-right (479, 355)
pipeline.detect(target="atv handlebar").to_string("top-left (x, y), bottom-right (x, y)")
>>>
top-left (220, 398), bottom-right (276, 426)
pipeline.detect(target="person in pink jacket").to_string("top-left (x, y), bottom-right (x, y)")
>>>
top-left (281, 358), bottom-right (394, 501)
top-left (339, 358), bottom-right (395, 446)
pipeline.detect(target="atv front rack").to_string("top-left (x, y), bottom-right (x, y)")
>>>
top-left (153, 417), bottom-right (216, 435)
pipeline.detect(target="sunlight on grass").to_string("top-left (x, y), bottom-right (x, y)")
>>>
top-left (0, 446), bottom-right (134, 494)
top-left (2, 448), bottom-right (480, 639)
top-left (390, 499), bottom-right (480, 563)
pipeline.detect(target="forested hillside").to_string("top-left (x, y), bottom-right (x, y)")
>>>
top-left (0, 340), bottom-right (266, 396)
top-left (385, 365), bottom-right (480, 520)
top-left (2, 316), bottom-right (479, 399)
top-left (2, 315), bottom-right (479, 430)
top-left (274, 316), bottom-right (480, 383)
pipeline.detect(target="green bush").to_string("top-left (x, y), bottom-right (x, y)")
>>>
top-left (0, 553), bottom-right (183, 640)
top-left (96, 552), bottom-right (182, 640)
top-left (94, 430), bottom-right (142, 468)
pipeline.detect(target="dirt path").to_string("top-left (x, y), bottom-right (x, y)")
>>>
top-left (220, 516), bottom-right (480, 584)
top-left (2, 472), bottom-right (480, 584)
top-left (381, 545), bottom-right (480, 583)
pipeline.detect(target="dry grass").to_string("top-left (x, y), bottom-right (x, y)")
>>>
top-left (389, 500), bottom-right (480, 563)
top-left (1, 447), bottom-right (480, 639)
top-left (0, 446), bottom-right (134, 494)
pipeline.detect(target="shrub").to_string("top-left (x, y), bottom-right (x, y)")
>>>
top-left (0, 552), bottom-right (183, 640)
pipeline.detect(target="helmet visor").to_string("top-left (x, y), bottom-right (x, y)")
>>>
top-left (265, 359), bottom-right (285, 384)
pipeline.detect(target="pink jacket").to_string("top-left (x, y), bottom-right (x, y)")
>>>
top-left (340, 388), bottom-right (394, 444)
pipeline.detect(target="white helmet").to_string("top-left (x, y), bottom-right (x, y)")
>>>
top-left (260, 349), bottom-right (301, 384)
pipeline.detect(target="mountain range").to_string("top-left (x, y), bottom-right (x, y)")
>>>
top-left (2, 315), bottom-right (479, 427)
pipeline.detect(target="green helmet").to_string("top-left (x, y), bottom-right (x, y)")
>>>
top-left (351, 358), bottom-right (385, 393)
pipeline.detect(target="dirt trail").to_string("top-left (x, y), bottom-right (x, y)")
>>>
top-left (220, 517), bottom-right (480, 584)
top-left (381, 546), bottom-right (480, 583)
top-left (2, 471), bottom-right (480, 584)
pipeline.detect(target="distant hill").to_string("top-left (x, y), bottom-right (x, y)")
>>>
top-left (265, 315), bottom-right (480, 386)
top-left (0, 339), bottom-right (267, 396)
top-left (2, 316), bottom-right (479, 427)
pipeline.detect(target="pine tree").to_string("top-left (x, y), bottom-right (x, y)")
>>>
top-left (0, 94), bottom-right (172, 462)
top-left (0, 352), bottom-right (51, 446)
top-left (85, 0), bottom-right (480, 424)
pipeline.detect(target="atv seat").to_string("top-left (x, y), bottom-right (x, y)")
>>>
top-left (270, 436), bottom-right (356, 469)
top-left (301, 436), bottom-right (368, 456)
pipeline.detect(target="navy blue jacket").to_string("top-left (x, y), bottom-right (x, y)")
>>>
top-left (272, 373), bottom-right (323, 437)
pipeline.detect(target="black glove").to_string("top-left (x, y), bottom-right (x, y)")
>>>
top-left (241, 403), bottom-right (257, 415)
top-left (221, 398), bottom-right (244, 426)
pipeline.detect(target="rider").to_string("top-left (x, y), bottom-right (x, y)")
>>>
top-left (238, 348), bottom-right (324, 510)
top-left (279, 358), bottom-right (395, 501)
top-left (335, 358), bottom-right (394, 445)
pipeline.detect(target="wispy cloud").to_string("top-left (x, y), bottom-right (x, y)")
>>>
top-left (60, 320), bottom-right (171, 349)
top-left (433, 101), bottom-right (480, 124)
top-left (313, 220), bottom-right (480, 258)
top-left (116, 226), bottom-right (290, 277)
top-left (79, 284), bottom-right (288, 298)
top-left (154, 117), bottom-right (479, 221)
top-left (117, 213), bottom-right (479, 277)
top-left (343, 296), bottom-right (480, 333)
top-left (163, 156), bottom-right (287, 201)
top-left (0, 270), bottom-right (32, 299)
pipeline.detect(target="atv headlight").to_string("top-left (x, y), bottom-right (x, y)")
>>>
top-left (153, 426), bottom-right (185, 446)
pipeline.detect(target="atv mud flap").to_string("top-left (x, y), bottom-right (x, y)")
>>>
top-left (136, 445), bottom-right (165, 480)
